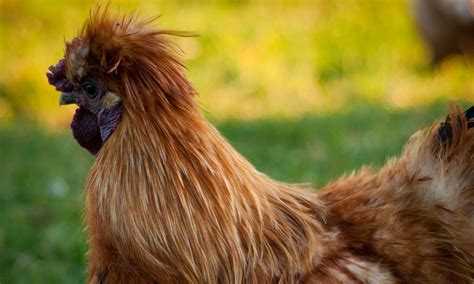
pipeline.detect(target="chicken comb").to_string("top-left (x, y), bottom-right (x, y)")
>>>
top-left (46, 59), bottom-right (73, 92)
top-left (46, 38), bottom-right (84, 92)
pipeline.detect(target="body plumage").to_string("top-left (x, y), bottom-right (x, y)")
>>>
top-left (47, 8), bottom-right (474, 283)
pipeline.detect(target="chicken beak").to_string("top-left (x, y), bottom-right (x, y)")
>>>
top-left (59, 92), bottom-right (77, 105)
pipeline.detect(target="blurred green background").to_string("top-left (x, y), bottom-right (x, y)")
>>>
top-left (0, 0), bottom-right (473, 282)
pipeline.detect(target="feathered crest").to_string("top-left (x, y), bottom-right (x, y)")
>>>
top-left (64, 6), bottom-right (196, 111)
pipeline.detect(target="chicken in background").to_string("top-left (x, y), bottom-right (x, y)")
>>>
top-left (46, 7), bottom-right (474, 283)
top-left (412, 0), bottom-right (474, 64)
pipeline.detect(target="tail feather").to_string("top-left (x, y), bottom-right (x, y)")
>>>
top-left (435, 104), bottom-right (474, 157)
top-left (420, 103), bottom-right (474, 269)
top-left (467, 106), bottom-right (474, 128)
top-left (402, 103), bottom-right (473, 216)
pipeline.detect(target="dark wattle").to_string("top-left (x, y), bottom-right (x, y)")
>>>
top-left (71, 107), bottom-right (103, 155)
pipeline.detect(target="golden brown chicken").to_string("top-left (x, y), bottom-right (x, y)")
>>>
top-left (46, 8), bottom-right (474, 283)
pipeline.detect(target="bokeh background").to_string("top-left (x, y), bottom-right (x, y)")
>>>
top-left (1, 0), bottom-right (473, 282)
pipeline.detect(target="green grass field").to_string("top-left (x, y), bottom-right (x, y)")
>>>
top-left (1, 0), bottom-right (473, 282)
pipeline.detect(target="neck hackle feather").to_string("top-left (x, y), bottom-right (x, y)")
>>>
top-left (71, 7), bottom-right (329, 283)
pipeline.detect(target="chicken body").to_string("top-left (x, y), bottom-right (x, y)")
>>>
top-left (85, 104), bottom-right (474, 284)
top-left (47, 8), bottom-right (474, 283)
top-left (311, 114), bottom-right (474, 282)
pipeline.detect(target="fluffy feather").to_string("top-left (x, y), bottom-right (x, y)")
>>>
top-left (52, 7), bottom-right (473, 283)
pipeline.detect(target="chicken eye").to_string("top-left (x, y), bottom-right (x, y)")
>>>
top-left (83, 82), bottom-right (98, 98)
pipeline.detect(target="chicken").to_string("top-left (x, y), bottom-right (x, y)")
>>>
top-left (412, 0), bottom-right (474, 64)
top-left (46, 8), bottom-right (474, 283)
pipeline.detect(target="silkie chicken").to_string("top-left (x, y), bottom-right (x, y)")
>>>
top-left (46, 8), bottom-right (474, 283)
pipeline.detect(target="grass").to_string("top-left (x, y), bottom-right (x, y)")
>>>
top-left (0, 124), bottom-right (91, 283)
top-left (0, 100), bottom-right (464, 283)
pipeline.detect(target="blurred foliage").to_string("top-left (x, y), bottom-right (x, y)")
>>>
top-left (1, 0), bottom-right (473, 283)
top-left (0, 0), bottom-right (473, 127)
